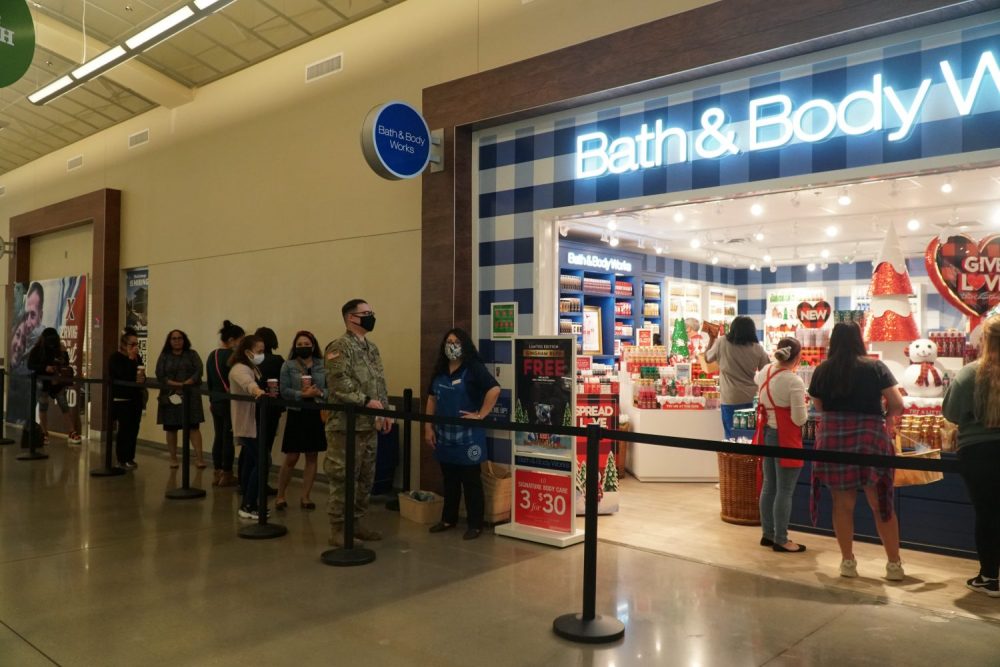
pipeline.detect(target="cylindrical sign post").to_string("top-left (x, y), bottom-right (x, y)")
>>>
top-left (0, 369), bottom-right (15, 445)
top-left (552, 424), bottom-right (625, 644)
top-left (166, 385), bottom-right (206, 499)
top-left (91, 378), bottom-right (125, 477)
top-left (17, 372), bottom-right (47, 461)
top-left (238, 395), bottom-right (286, 540)
top-left (322, 406), bottom-right (375, 566)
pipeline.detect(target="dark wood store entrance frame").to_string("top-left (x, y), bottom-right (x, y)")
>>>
top-left (8, 188), bottom-right (122, 431)
top-left (418, 0), bottom-right (999, 489)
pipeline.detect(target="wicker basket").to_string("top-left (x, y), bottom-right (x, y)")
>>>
top-left (717, 452), bottom-right (761, 525)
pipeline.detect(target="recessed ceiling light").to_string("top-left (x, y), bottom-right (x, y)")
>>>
top-left (907, 218), bottom-right (920, 231)
top-left (654, 245), bottom-right (664, 254)
top-left (820, 249), bottom-right (830, 259)
top-left (941, 178), bottom-right (953, 194)
top-left (807, 262), bottom-right (817, 272)
top-left (690, 238), bottom-right (702, 249)
top-left (609, 236), bottom-right (619, 247)
top-left (750, 203), bottom-right (764, 217)
top-left (825, 225), bottom-right (839, 238)
top-left (754, 231), bottom-right (765, 242)
top-left (769, 265), bottom-right (777, 273)
top-left (749, 263), bottom-right (758, 271)
top-left (821, 262), bottom-right (829, 270)
top-left (763, 254), bottom-right (772, 263)
top-left (710, 255), bottom-right (719, 265)
top-left (607, 220), bottom-right (617, 231)
top-left (837, 188), bottom-right (852, 206)
top-left (673, 211), bottom-right (685, 223)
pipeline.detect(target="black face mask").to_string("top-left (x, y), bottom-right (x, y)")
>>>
top-left (294, 347), bottom-right (312, 359)
top-left (356, 314), bottom-right (376, 332)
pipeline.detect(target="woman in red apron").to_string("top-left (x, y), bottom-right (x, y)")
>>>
top-left (754, 337), bottom-right (809, 553)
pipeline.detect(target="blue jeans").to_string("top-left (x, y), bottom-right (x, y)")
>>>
top-left (720, 402), bottom-right (753, 440)
top-left (759, 427), bottom-right (802, 545)
top-left (240, 437), bottom-right (260, 512)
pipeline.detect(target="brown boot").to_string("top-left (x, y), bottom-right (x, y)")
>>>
top-left (328, 522), bottom-right (363, 548)
top-left (354, 521), bottom-right (382, 541)
top-left (217, 472), bottom-right (239, 487)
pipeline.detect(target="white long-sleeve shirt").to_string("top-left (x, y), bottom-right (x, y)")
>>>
top-left (754, 363), bottom-right (808, 428)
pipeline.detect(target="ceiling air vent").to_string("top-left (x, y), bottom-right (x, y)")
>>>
top-left (305, 53), bottom-right (343, 83)
top-left (67, 155), bottom-right (84, 172)
top-left (128, 129), bottom-right (150, 149)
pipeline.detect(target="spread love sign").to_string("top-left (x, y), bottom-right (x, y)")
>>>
top-left (796, 301), bottom-right (831, 329)
top-left (925, 235), bottom-right (1000, 318)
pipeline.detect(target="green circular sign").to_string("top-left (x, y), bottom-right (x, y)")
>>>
top-left (0, 0), bottom-right (35, 88)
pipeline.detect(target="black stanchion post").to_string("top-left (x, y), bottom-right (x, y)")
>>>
top-left (238, 395), bottom-right (286, 539)
top-left (552, 424), bottom-right (624, 644)
top-left (91, 378), bottom-right (125, 477)
top-left (0, 369), bottom-right (15, 445)
top-left (166, 385), bottom-right (205, 499)
top-left (322, 405), bottom-right (375, 566)
top-left (386, 389), bottom-right (413, 512)
top-left (17, 372), bottom-right (47, 461)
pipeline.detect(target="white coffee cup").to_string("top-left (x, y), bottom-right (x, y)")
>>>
top-left (301, 375), bottom-right (312, 389)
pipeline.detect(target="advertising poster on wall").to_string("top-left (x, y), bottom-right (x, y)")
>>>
top-left (575, 394), bottom-right (619, 515)
top-left (490, 302), bottom-right (516, 340)
top-left (8, 276), bottom-right (88, 429)
top-left (125, 268), bottom-right (149, 362)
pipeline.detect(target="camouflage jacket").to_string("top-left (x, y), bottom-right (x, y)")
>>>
top-left (324, 331), bottom-right (388, 432)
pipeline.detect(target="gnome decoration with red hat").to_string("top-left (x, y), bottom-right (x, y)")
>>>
top-left (865, 223), bottom-right (920, 381)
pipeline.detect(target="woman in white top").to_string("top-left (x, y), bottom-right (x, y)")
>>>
top-left (754, 337), bottom-right (809, 553)
top-left (229, 334), bottom-right (266, 520)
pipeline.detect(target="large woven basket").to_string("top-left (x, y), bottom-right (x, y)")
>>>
top-left (717, 452), bottom-right (761, 525)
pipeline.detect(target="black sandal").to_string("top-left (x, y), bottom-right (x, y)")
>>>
top-left (275, 500), bottom-right (288, 511)
top-left (772, 543), bottom-right (807, 553)
top-left (300, 500), bottom-right (316, 510)
top-left (429, 522), bottom-right (454, 533)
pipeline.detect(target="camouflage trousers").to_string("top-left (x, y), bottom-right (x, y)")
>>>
top-left (324, 429), bottom-right (378, 523)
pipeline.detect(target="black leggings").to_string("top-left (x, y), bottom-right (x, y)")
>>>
top-left (210, 403), bottom-right (235, 472)
top-left (440, 462), bottom-right (484, 529)
top-left (959, 443), bottom-right (1000, 579)
top-left (112, 399), bottom-right (142, 465)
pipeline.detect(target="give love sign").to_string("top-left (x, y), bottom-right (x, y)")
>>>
top-left (925, 235), bottom-right (1000, 318)
top-left (796, 301), bottom-right (831, 329)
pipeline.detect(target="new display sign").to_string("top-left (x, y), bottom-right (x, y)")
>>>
top-left (361, 101), bottom-right (431, 180)
top-left (925, 234), bottom-right (1000, 319)
top-left (0, 0), bottom-right (35, 88)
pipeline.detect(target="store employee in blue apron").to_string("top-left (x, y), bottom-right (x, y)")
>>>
top-left (425, 328), bottom-right (501, 540)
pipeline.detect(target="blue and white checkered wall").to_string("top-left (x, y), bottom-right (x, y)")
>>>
top-left (474, 16), bottom-right (998, 461)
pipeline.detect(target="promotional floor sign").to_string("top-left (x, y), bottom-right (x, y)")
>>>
top-left (125, 268), bottom-right (149, 363)
top-left (575, 394), bottom-right (620, 515)
top-left (496, 336), bottom-right (583, 547)
top-left (9, 276), bottom-right (88, 429)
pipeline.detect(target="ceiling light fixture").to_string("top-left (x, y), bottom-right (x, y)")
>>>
top-left (820, 249), bottom-right (830, 259)
top-left (825, 225), bottom-right (839, 238)
top-left (907, 217), bottom-right (920, 231)
top-left (673, 211), bottom-right (685, 223)
top-left (654, 245), bottom-right (664, 254)
top-left (769, 265), bottom-right (777, 273)
top-left (754, 230), bottom-right (765, 242)
top-left (807, 262), bottom-right (817, 272)
top-left (710, 254), bottom-right (719, 265)
top-left (609, 236), bottom-right (620, 247)
top-left (763, 253), bottom-right (772, 263)
top-left (821, 262), bottom-right (829, 270)
top-left (749, 263), bottom-right (758, 271)
top-left (837, 188), bottom-right (852, 206)
top-left (941, 177), bottom-right (953, 194)
top-left (750, 203), bottom-right (764, 217)
top-left (607, 220), bottom-right (617, 231)
top-left (29, 1), bottom-right (238, 105)
top-left (600, 232), bottom-right (609, 243)
top-left (636, 238), bottom-right (646, 250)
top-left (690, 238), bottom-right (702, 249)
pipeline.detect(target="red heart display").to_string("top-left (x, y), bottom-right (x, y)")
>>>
top-left (796, 301), bottom-right (831, 329)
top-left (925, 235), bottom-right (1000, 318)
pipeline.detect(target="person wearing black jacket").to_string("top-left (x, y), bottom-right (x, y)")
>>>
top-left (108, 328), bottom-right (146, 468)
top-left (27, 327), bottom-right (82, 444)
top-left (253, 327), bottom-right (284, 496)
top-left (206, 320), bottom-right (244, 487)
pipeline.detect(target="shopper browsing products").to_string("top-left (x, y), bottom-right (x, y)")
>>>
top-left (807, 322), bottom-right (905, 581)
top-left (155, 330), bottom-right (207, 469)
top-left (108, 327), bottom-right (146, 469)
top-left (324, 299), bottom-right (391, 548)
top-left (754, 337), bottom-right (808, 554)
top-left (229, 335), bottom-right (267, 520)
top-left (275, 331), bottom-right (327, 511)
top-left (943, 315), bottom-right (1000, 598)
top-left (425, 328), bottom-right (501, 540)
top-left (206, 320), bottom-right (244, 487)
top-left (704, 316), bottom-right (770, 439)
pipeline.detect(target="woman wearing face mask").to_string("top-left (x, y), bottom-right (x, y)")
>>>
top-left (229, 335), bottom-right (267, 519)
top-left (275, 331), bottom-right (327, 511)
top-left (206, 320), bottom-right (244, 487)
top-left (425, 328), bottom-right (501, 540)
top-left (108, 327), bottom-right (146, 469)
top-left (155, 329), bottom-right (207, 468)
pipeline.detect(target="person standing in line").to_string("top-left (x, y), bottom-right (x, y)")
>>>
top-left (943, 316), bottom-right (1000, 597)
top-left (206, 320), bottom-right (244, 487)
top-left (808, 322), bottom-right (905, 581)
top-left (704, 315), bottom-right (770, 439)
top-left (324, 299), bottom-right (392, 548)
top-left (254, 326), bottom-right (285, 497)
top-left (424, 328), bottom-right (500, 540)
top-left (155, 329), bottom-right (207, 468)
top-left (275, 331), bottom-right (327, 511)
top-left (754, 337), bottom-right (808, 554)
top-left (229, 335), bottom-right (267, 520)
top-left (27, 328), bottom-right (83, 444)
top-left (108, 327), bottom-right (146, 469)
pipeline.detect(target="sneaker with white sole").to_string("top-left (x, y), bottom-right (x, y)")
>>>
top-left (967, 575), bottom-right (1000, 597)
top-left (886, 561), bottom-right (905, 581)
top-left (67, 432), bottom-right (82, 445)
top-left (237, 507), bottom-right (255, 520)
top-left (840, 559), bottom-right (858, 578)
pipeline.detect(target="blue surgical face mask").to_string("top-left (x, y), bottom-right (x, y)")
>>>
top-left (445, 342), bottom-right (463, 361)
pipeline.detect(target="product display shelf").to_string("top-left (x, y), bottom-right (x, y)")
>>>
top-left (641, 279), bottom-right (662, 335)
top-left (561, 268), bottom-right (632, 362)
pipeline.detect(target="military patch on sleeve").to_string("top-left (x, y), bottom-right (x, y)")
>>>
top-left (326, 352), bottom-right (340, 361)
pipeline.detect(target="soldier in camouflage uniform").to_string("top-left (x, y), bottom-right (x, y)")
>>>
top-left (324, 299), bottom-right (391, 547)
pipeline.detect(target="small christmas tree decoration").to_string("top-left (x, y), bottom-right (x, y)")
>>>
top-left (603, 450), bottom-right (619, 491)
top-left (670, 318), bottom-right (689, 357)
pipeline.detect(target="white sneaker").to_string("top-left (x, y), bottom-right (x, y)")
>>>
top-left (237, 507), bottom-right (255, 520)
top-left (840, 559), bottom-right (858, 578)
top-left (886, 561), bottom-right (905, 581)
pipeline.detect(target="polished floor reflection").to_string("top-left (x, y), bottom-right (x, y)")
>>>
top-left (1, 439), bottom-right (998, 666)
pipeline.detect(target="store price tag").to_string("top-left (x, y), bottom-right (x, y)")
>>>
top-left (514, 469), bottom-right (573, 533)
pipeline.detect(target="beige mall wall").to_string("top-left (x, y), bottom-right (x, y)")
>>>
top-left (0, 0), bottom-right (718, 467)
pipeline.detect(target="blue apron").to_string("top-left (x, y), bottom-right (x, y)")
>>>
top-left (432, 368), bottom-right (487, 465)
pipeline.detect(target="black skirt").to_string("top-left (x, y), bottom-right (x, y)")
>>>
top-left (281, 408), bottom-right (326, 453)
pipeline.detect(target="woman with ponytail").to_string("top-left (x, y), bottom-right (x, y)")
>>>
top-left (944, 316), bottom-right (1000, 598)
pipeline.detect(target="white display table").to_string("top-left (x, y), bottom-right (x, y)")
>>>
top-left (623, 404), bottom-right (722, 482)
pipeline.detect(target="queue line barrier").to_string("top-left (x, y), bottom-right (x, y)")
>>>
top-left (6, 370), bottom-right (967, 644)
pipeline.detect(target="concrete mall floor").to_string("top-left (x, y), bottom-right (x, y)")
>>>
top-left (1, 441), bottom-right (999, 667)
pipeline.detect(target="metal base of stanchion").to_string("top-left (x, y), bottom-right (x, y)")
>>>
top-left (165, 487), bottom-right (207, 499)
top-left (90, 466), bottom-right (126, 477)
top-left (385, 498), bottom-right (400, 512)
top-left (321, 547), bottom-right (376, 567)
top-left (237, 522), bottom-right (287, 540)
top-left (16, 451), bottom-right (49, 461)
top-left (552, 614), bottom-right (625, 644)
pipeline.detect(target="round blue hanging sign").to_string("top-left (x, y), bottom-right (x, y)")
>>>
top-left (361, 101), bottom-right (431, 180)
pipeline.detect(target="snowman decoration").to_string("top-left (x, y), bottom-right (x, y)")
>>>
top-left (900, 338), bottom-right (945, 398)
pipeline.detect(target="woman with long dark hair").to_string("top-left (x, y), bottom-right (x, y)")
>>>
top-left (424, 328), bottom-right (500, 540)
top-left (108, 327), bottom-right (145, 469)
top-left (229, 335), bottom-right (267, 520)
top-left (943, 315), bottom-right (1000, 597)
top-left (27, 327), bottom-right (83, 444)
top-left (206, 320), bottom-right (244, 487)
top-left (155, 329), bottom-right (206, 468)
top-left (704, 315), bottom-right (770, 439)
top-left (808, 322), bottom-right (904, 580)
